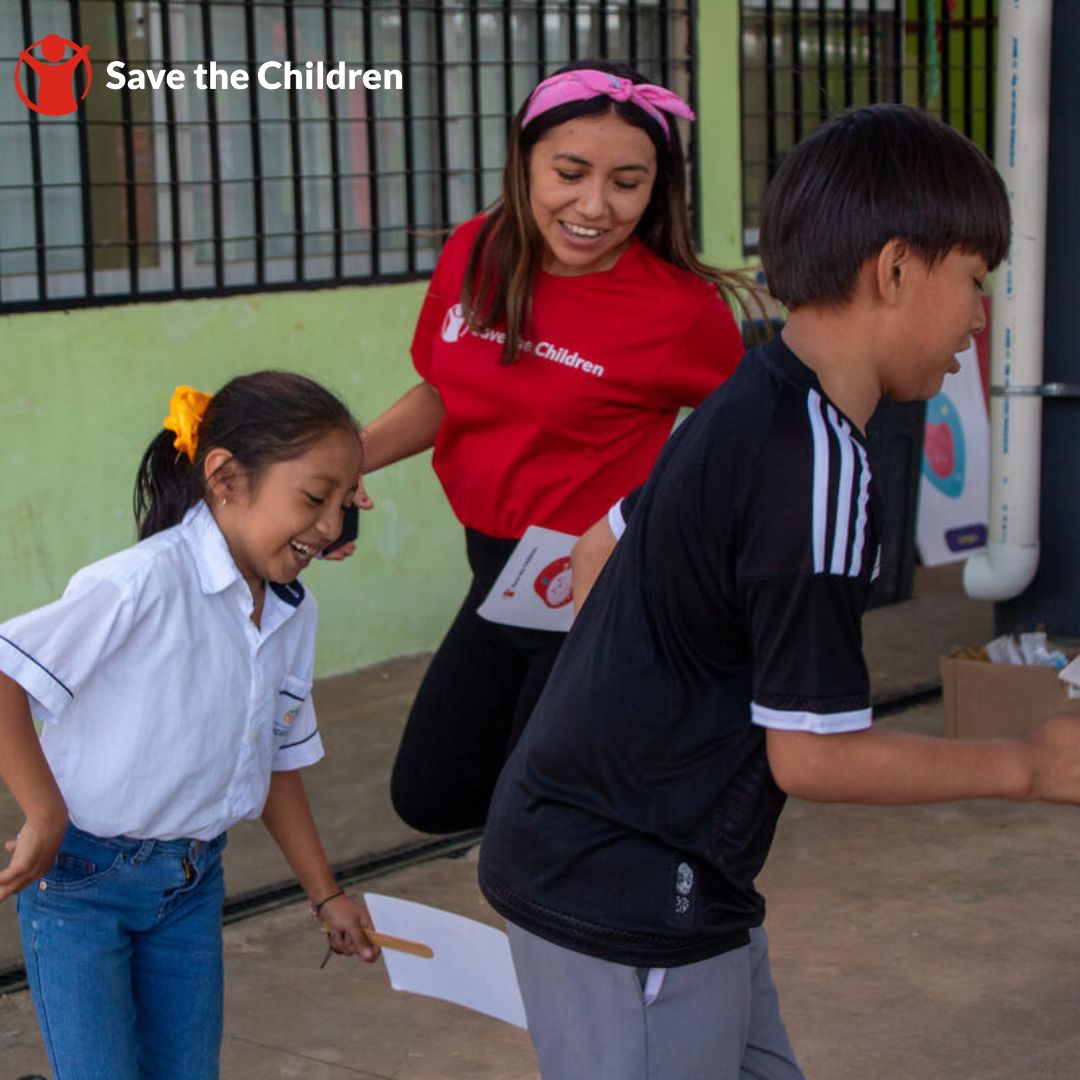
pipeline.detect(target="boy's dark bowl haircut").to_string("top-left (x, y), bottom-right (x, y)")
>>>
top-left (758, 103), bottom-right (1010, 310)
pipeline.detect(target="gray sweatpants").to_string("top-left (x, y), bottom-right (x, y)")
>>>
top-left (507, 923), bottom-right (806, 1080)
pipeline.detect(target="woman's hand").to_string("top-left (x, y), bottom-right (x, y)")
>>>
top-left (323, 381), bottom-right (444, 563)
top-left (320, 542), bottom-right (355, 562)
top-left (319, 475), bottom-right (373, 562)
top-left (354, 474), bottom-right (375, 512)
top-left (319, 893), bottom-right (381, 963)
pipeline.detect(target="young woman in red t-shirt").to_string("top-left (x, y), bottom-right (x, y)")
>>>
top-left (350, 60), bottom-right (748, 834)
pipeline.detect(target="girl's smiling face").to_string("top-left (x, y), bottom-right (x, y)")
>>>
top-left (528, 111), bottom-right (658, 276)
top-left (211, 426), bottom-right (363, 593)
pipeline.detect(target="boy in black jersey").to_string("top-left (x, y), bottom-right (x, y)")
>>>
top-left (479, 104), bottom-right (1080, 1080)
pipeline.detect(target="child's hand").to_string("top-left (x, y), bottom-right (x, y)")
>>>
top-left (320, 893), bottom-right (381, 963)
top-left (0, 814), bottom-right (67, 904)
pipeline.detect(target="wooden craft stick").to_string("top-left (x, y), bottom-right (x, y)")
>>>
top-left (363, 928), bottom-right (434, 958)
top-left (317, 920), bottom-right (434, 958)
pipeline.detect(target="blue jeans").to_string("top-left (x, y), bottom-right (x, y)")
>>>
top-left (17, 823), bottom-right (227, 1080)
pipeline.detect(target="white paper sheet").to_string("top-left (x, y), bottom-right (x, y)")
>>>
top-left (476, 524), bottom-right (577, 632)
top-left (917, 342), bottom-right (990, 566)
top-left (1059, 654), bottom-right (1080, 698)
top-left (364, 892), bottom-right (527, 1029)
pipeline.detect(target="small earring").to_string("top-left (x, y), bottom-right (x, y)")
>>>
top-left (220, 497), bottom-right (228, 506)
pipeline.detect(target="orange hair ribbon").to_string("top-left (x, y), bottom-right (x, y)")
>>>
top-left (163, 385), bottom-right (212, 462)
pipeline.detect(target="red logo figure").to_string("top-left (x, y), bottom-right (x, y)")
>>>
top-left (15, 34), bottom-right (92, 116)
top-left (533, 557), bottom-right (573, 609)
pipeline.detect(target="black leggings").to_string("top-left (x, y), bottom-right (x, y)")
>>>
top-left (389, 529), bottom-right (566, 834)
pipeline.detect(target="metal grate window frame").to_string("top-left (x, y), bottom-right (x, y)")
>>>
top-left (740, 0), bottom-right (998, 254)
top-left (1, 0), bottom-right (697, 314)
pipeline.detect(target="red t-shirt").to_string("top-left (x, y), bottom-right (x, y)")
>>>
top-left (411, 215), bottom-right (744, 538)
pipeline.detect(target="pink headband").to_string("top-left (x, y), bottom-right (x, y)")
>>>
top-left (521, 69), bottom-right (695, 141)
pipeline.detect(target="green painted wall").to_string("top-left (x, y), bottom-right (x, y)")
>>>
top-left (0, 284), bottom-right (466, 675)
top-left (698, 1), bottom-right (745, 269)
top-left (0, 5), bottom-right (743, 677)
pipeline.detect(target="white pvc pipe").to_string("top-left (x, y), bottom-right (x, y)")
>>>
top-left (963, 0), bottom-right (1052, 602)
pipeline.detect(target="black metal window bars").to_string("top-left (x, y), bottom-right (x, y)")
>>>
top-left (1, 0), bottom-right (694, 313)
top-left (740, 0), bottom-right (997, 252)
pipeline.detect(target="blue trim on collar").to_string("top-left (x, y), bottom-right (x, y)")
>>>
top-left (269, 580), bottom-right (306, 608)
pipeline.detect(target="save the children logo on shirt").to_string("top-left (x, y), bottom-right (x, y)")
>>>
top-left (440, 304), bottom-right (606, 378)
top-left (15, 34), bottom-right (93, 116)
top-left (13, 32), bottom-right (402, 113)
top-left (442, 304), bottom-right (469, 343)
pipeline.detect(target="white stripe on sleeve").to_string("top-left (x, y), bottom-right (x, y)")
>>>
top-left (807, 390), bottom-right (830, 574)
top-left (848, 440), bottom-right (871, 578)
top-left (751, 702), bottom-right (872, 734)
top-left (826, 405), bottom-right (854, 576)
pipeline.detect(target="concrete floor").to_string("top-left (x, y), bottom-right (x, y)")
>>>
top-left (5, 566), bottom-right (1080, 1078)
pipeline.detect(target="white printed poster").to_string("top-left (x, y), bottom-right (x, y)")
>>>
top-left (476, 525), bottom-right (577, 632)
top-left (916, 342), bottom-right (990, 566)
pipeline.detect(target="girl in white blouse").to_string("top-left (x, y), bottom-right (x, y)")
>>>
top-left (0, 371), bottom-right (377, 1080)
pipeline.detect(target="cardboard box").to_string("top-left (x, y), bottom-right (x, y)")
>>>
top-left (940, 651), bottom-right (1080, 739)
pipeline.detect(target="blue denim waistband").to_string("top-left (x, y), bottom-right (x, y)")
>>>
top-left (67, 821), bottom-right (227, 858)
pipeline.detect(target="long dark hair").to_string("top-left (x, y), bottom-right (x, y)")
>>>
top-left (461, 59), bottom-right (753, 364)
top-left (134, 371), bottom-right (358, 540)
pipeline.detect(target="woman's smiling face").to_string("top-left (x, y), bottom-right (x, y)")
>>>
top-left (527, 111), bottom-right (658, 277)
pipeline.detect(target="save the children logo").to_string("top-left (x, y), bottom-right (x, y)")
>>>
top-left (440, 303), bottom-right (606, 378)
top-left (14, 34), bottom-right (92, 116)
top-left (13, 37), bottom-right (401, 112)
top-left (442, 304), bottom-right (469, 344)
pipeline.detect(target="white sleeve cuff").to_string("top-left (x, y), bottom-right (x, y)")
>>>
top-left (0, 635), bottom-right (70, 723)
top-left (751, 702), bottom-right (872, 734)
top-left (272, 728), bottom-right (325, 771)
top-left (607, 500), bottom-right (627, 541)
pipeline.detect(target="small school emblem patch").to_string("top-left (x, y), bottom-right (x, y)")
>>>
top-left (274, 705), bottom-right (300, 738)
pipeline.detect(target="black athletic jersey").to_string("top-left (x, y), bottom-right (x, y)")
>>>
top-left (479, 333), bottom-right (883, 967)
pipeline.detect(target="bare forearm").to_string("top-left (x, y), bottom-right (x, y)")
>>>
top-left (767, 726), bottom-right (1031, 805)
top-left (261, 769), bottom-right (337, 902)
top-left (360, 381), bottom-right (444, 474)
top-left (0, 674), bottom-right (67, 900)
top-left (262, 770), bottom-right (379, 961)
top-left (571, 517), bottom-right (618, 615)
top-left (0, 674), bottom-right (66, 826)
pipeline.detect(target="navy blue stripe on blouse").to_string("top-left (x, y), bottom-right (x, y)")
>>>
top-left (279, 729), bottom-right (319, 751)
top-left (0, 635), bottom-right (74, 699)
